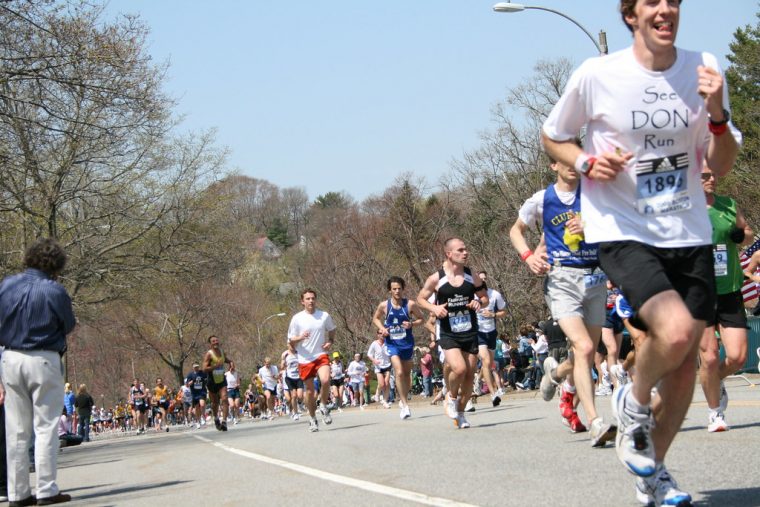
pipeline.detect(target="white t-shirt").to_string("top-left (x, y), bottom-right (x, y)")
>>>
top-left (531, 334), bottom-right (549, 355)
top-left (543, 47), bottom-right (741, 247)
top-left (225, 370), bottom-right (240, 389)
top-left (287, 309), bottom-right (337, 364)
top-left (258, 365), bottom-right (279, 390)
top-left (282, 351), bottom-right (301, 379)
top-left (477, 288), bottom-right (507, 333)
top-left (330, 361), bottom-right (345, 380)
top-left (518, 187), bottom-right (578, 226)
top-left (347, 360), bottom-right (367, 383)
top-left (367, 340), bottom-right (391, 369)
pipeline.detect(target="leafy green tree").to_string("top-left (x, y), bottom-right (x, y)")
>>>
top-left (723, 8), bottom-right (760, 225)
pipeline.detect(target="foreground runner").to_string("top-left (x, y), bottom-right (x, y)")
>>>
top-left (509, 149), bottom-right (615, 446)
top-left (699, 165), bottom-right (751, 432)
top-left (543, 0), bottom-right (740, 503)
top-left (287, 288), bottom-right (337, 432)
top-left (417, 237), bottom-right (487, 429)
top-left (203, 336), bottom-right (232, 431)
top-left (372, 276), bottom-right (424, 419)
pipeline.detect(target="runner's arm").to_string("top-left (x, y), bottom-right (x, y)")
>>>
top-left (372, 302), bottom-right (389, 335)
top-left (510, 217), bottom-right (550, 275)
top-left (734, 209), bottom-right (754, 247)
top-left (406, 301), bottom-right (424, 328)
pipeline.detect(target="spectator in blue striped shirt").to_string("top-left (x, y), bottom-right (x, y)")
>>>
top-left (0, 238), bottom-right (76, 506)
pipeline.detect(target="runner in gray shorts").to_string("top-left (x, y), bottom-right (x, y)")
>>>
top-left (544, 266), bottom-right (607, 327)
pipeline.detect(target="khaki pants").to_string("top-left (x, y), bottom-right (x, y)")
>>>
top-left (1, 350), bottom-right (64, 502)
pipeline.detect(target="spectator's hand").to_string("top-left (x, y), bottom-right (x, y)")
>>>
top-left (401, 321), bottom-right (412, 329)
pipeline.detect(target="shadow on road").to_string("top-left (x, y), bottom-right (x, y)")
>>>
top-left (322, 423), bottom-right (379, 432)
top-left (476, 417), bottom-right (542, 429)
top-left (71, 480), bottom-right (192, 502)
top-left (695, 486), bottom-right (760, 506)
top-left (679, 420), bottom-right (760, 433)
top-left (59, 458), bottom-right (122, 469)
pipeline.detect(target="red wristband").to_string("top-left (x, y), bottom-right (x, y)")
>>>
top-left (708, 122), bottom-right (728, 136)
top-left (520, 250), bottom-right (533, 261)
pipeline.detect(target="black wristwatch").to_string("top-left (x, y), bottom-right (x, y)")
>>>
top-left (709, 109), bottom-right (730, 126)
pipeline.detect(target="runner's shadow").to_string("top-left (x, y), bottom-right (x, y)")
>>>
top-left (72, 480), bottom-right (192, 501)
top-left (325, 423), bottom-right (379, 432)
top-left (694, 486), bottom-right (760, 506)
top-left (679, 420), bottom-right (760, 433)
top-left (59, 484), bottom-right (111, 493)
top-left (476, 417), bottom-right (542, 428)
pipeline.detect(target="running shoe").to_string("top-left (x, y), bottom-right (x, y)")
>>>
top-left (491, 395), bottom-right (501, 407)
top-left (214, 417), bottom-right (221, 430)
top-left (360, 404), bottom-right (366, 410)
top-left (220, 421), bottom-right (228, 431)
top-left (446, 396), bottom-right (458, 419)
top-left (558, 387), bottom-right (575, 420)
top-left (309, 418), bottom-right (319, 432)
top-left (589, 417), bottom-right (617, 448)
top-left (635, 464), bottom-right (692, 507)
top-left (233, 418), bottom-right (238, 425)
top-left (319, 404), bottom-right (332, 425)
top-left (540, 357), bottom-right (559, 401)
top-left (195, 422), bottom-right (201, 430)
top-left (464, 399), bottom-right (476, 412)
top-left (596, 384), bottom-right (613, 396)
top-left (568, 413), bottom-right (587, 433)
top-left (400, 405), bottom-right (411, 420)
top-left (707, 411), bottom-right (729, 433)
top-left (293, 412), bottom-right (300, 421)
top-left (612, 383), bottom-right (656, 477)
top-left (718, 381), bottom-right (728, 412)
top-left (611, 364), bottom-right (630, 386)
top-left (383, 401), bottom-right (391, 409)
top-left (454, 413), bottom-right (471, 429)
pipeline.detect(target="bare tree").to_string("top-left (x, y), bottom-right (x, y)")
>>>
top-left (0, 1), bottom-right (226, 306)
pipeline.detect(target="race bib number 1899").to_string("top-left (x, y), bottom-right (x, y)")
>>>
top-left (635, 153), bottom-right (690, 216)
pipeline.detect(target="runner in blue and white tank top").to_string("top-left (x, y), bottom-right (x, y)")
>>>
top-left (417, 238), bottom-right (487, 429)
top-left (373, 276), bottom-right (424, 420)
top-left (510, 154), bottom-right (616, 447)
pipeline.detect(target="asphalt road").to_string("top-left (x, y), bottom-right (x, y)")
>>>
top-left (44, 376), bottom-right (760, 506)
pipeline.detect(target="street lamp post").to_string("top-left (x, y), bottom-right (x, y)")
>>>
top-left (492, 2), bottom-right (608, 55)
top-left (256, 312), bottom-right (287, 348)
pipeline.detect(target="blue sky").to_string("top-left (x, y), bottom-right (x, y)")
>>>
top-left (104, 1), bottom-right (757, 201)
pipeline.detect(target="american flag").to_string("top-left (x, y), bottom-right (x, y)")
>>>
top-left (740, 237), bottom-right (760, 303)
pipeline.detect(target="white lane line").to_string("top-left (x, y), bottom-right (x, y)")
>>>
top-left (193, 434), bottom-right (478, 507)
